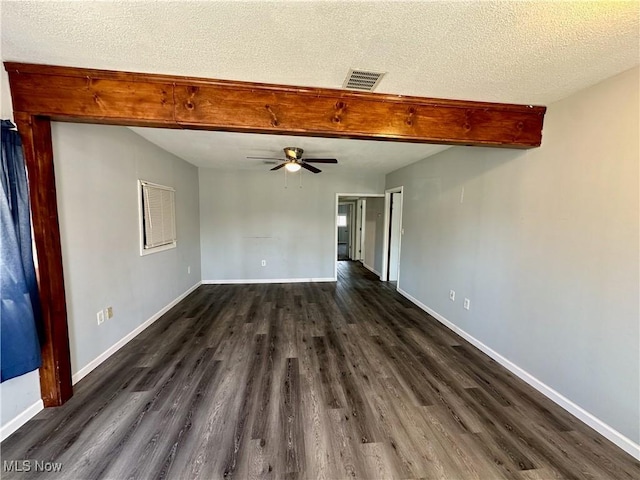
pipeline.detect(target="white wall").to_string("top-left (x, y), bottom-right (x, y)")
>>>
top-left (386, 67), bottom-right (639, 449)
top-left (1, 70), bottom-right (12, 123)
top-left (52, 123), bottom-right (201, 374)
top-left (364, 197), bottom-right (385, 275)
top-left (199, 169), bottom-right (383, 282)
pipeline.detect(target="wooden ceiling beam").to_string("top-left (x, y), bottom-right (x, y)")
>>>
top-left (5, 62), bottom-right (546, 148)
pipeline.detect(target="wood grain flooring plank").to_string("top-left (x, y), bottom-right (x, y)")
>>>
top-left (378, 375), bottom-right (456, 479)
top-left (245, 438), bottom-right (274, 480)
top-left (521, 418), bottom-right (633, 480)
top-left (371, 334), bottom-right (437, 406)
top-left (460, 387), bottom-right (537, 470)
top-left (324, 326), bottom-right (378, 444)
top-left (137, 358), bottom-right (222, 480)
top-left (296, 324), bottom-right (337, 480)
top-left (518, 467), bottom-right (567, 480)
top-left (450, 344), bottom-right (517, 407)
top-left (279, 358), bottom-right (305, 477)
top-left (461, 387), bottom-right (594, 480)
top-left (362, 382), bottom-right (428, 478)
top-left (358, 442), bottom-right (398, 480)
top-left (346, 325), bottom-right (397, 381)
top-left (220, 334), bottom-right (267, 479)
top-left (404, 327), bottom-right (478, 389)
top-left (281, 312), bottom-right (298, 360)
top-left (62, 397), bottom-right (149, 472)
top-left (562, 430), bottom-right (640, 480)
top-left (416, 405), bottom-right (493, 480)
top-left (455, 432), bottom-right (515, 480)
top-left (325, 408), bottom-right (369, 479)
top-left (251, 310), bottom-right (281, 442)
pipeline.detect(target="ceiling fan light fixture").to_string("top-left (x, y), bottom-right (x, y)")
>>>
top-left (285, 162), bottom-right (301, 172)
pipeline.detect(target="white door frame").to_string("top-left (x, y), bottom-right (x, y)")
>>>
top-left (355, 198), bottom-right (364, 261)
top-left (381, 186), bottom-right (404, 285)
top-left (334, 193), bottom-right (385, 280)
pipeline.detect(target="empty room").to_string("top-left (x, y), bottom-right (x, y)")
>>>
top-left (1, 2), bottom-right (638, 479)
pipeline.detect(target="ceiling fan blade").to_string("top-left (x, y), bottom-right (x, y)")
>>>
top-left (270, 163), bottom-right (286, 171)
top-left (303, 158), bottom-right (338, 164)
top-left (301, 163), bottom-right (321, 174)
top-left (247, 156), bottom-right (283, 160)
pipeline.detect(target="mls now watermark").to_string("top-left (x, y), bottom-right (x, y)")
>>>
top-left (3, 460), bottom-right (63, 473)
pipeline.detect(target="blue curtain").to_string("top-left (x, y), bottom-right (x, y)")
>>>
top-left (1, 119), bottom-right (42, 382)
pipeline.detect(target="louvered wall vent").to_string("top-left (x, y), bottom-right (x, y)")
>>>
top-left (342, 69), bottom-right (385, 92)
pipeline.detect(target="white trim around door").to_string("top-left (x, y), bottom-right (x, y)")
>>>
top-left (381, 186), bottom-right (404, 285)
top-left (334, 193), bottom-right (385, 280)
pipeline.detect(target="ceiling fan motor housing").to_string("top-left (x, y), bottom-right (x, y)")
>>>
top-left (284, 147), bottom-right (304, 160)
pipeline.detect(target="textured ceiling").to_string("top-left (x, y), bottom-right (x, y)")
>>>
top-left (3, 1), bottom-right (638, 104)
top-left (2, 1), bottom-right (638, 171)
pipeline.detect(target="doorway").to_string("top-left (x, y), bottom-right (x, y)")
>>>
top-left (337, 203), bottom-right (353, 261)
top-left (334, 194), bottom-right (385, 280)
top-left (382, 187), bottom-right (403, 285)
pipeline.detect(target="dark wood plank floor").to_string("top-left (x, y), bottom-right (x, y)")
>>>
top-left (2, 262), bottom-right (638, 479)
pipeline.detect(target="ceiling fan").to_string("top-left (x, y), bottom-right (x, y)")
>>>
top-left (247, 147), bottom-right (338, 173)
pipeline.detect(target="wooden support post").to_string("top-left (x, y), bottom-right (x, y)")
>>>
top-left (13, 112), bottom-right (73, 407)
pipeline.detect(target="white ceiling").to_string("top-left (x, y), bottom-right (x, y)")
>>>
top-left (130, 128), bottom-right (450, 174)
top-left (2, 1), bottom-right (638, 172)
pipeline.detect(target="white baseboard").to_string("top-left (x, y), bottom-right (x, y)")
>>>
top-left (362, 262), bottom-right (381, 277)
top-left (202, 277), bottom-right (335, 285)
top-left (0, 399), bottom-right (44, 442)
top-left (397, 287), bottom-right (640, 460)
top-left (72, 282), bottom-right (202, 385)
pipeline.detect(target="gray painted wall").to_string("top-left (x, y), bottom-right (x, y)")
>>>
top-left (386, 67), bottom-right (639, 442)
top-left (53, 123), bottom-right (201, 373)
top-left (364, 197), bottom-right (385, 275)
top-left (199, 169), bottom-right (383, 281)
top-left (1, 122), bottom-right (202, 432)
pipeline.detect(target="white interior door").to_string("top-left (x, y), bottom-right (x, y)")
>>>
top-left (355, 199), bottom-right (363, 261)
top-left (388, 192), bottom-right (402, 282)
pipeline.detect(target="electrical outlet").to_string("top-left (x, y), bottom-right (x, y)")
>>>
top-left (261, 260), bottom-right (266, 267)
top-left (97, 310), bottom-right (104, 325)
top-left (464, 298), bottom-right (470, 310)
top-left (449, 290), bottom-right (455, 301)
top-left (106, 306), bottom-right (113, 319)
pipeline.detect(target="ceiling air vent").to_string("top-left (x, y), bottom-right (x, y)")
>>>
top-left (342, 69), bottom-right (385, 92)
